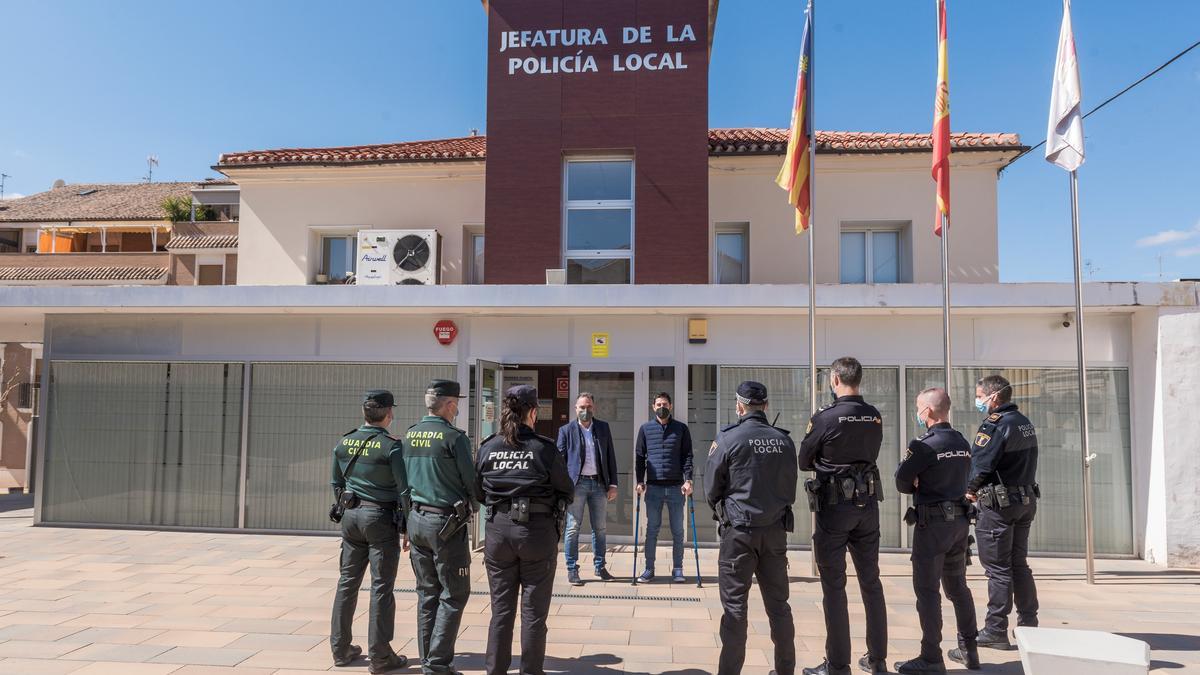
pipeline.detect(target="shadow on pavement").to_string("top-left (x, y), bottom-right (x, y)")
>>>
top-left (0, 493), bottom-right (34, 514)
top-left (452, 652), bottom-right (708, 674)
top-left (1119, 632), bottom-right (1200, 651)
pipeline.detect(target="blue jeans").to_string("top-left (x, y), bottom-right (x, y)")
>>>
top-left (563, 477), bottom-right (609, 572)
top-left (643, 483), bottom-right (685, 572)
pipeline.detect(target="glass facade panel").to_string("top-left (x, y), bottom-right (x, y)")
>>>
top-left (840, 232), bottom-right (867, 283)
top-left (688, 365), bottom-right (718, 542)
top-left (566, 209), bottom-right (633, 251)
top-left (872, 231), bottom-right (900, 283)
top-left (566, 160), bottom-right (633, 201)
top-left (245, 362), bottom-right (454, 531)
top-left (566, 258), bottom-right (631, 284)
top-left (43, 361), bottom-right (243, 528)
top-left (715, 367), bottom-right (902, 547)
top-left (905, 367), bottom-right (1133, 554)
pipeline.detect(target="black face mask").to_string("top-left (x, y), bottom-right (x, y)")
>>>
top-left (655, 406), bottom-right (670, 420)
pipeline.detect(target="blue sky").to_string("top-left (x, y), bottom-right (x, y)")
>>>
top-left (1, 1), bottom-right (1197, 281)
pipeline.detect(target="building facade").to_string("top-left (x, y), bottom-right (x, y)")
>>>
top-left (2, 0), bottom-right (1198, 567)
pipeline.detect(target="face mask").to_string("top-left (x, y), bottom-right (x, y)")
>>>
top-left (829, 385), bottom-right (838, 401)
top-left (975, 397), bottom-right (990, 414)
top-left (915, 411), bottom-right (927, 430)
top-left (578, 409), bottom-right (592, 423)
top-left (655, 406), bottom-right (670, 420)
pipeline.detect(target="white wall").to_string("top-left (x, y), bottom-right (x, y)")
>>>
top-left (1153, 310), bottom-right (1200, 567)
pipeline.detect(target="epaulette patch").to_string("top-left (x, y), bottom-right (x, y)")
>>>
top-left (720, 421), bottom-right (740, 433)
top-left (987, 412), bottom-right (1003, 422)
top-left (918, 430), bottom-right (934, 441)
top-left (342, 428), bottom-right (359, 437)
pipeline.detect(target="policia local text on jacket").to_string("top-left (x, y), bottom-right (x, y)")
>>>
top-left (706, 380), bottom-right (798, 675)
top-left (474, 386), bottom-right (574, 675)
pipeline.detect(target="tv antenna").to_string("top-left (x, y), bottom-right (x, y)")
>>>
top-left (144, 155), bottom-right (159, 183)
top-left (0, 173), bottom-right (9, 200)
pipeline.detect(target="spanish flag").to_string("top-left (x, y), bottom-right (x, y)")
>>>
top-left (776, 0), bottom-right (814, 233)
top-left (931, 0), bottom-right (950, 236)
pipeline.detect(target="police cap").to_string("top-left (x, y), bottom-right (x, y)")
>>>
top-left (363, 389), bottom-right (396, 408)
top-left (736, 381), bottom-right (768, 405)
top-left (505, 384), bottom-right (539, 407)
top-left (426, 379), bottom-right (466, 398)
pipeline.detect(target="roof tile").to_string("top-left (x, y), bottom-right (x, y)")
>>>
top-left (166, 234), bottom-right (238, 250)
top-left (0, 266), bottom-right (168, 282)
top-left (0, 182), bottom-right (197, 223)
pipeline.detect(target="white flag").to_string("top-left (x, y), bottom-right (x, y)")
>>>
top-left (1046, 0), bottom-right (1084, 171)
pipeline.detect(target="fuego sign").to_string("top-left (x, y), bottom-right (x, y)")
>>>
top-left (433, 320), bottom-right (458, 345)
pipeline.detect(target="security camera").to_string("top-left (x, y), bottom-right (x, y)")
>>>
top-left (1061, 312), bottom-right (1075, 329)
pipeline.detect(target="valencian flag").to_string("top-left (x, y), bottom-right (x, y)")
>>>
top-left (1046, 0), bottom-right (1084, 171)
top-left (775, 0), bottom-right (814, 233)
top-left (931, 0), bottom-right (951, 236)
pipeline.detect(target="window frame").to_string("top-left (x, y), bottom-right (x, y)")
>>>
top-left (839, 222), bottom-right (908, 284)
top-left (562, 157), bottom-right (635, 284)
top-left (0, 228), bottom-right (21, 253)
top-left (463, 225), bottom-right (485, 285)
top-left (195, 254), bottom-right (226, 286)
top-left (713, 222), bottom-right (750, 284)
top-left (318, 233), bottom-right (357, 283)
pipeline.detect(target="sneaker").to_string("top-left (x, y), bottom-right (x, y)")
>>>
top-left (637, 569), bottom-right (655, 583)
top-left (976, 629), bottom-right (1013, 650)
top-left (859, 653), bottom-right (887, 673)
top-left (672, 569), bottom-right (687, 583)
top-left (333, 644), bottom-right (362, 667)
top-left (895, 656), bottom-right (946, 674)
top-left (367, 653), bottom-right (408, 674)
top-left (803, 661), bottom-right (852, 675)
top-left (948, 646), bottom-right (981, 670)
top-left (567, 568), bottom-right (583, 586)
top-left (595, 567), bottom-right (615, 581)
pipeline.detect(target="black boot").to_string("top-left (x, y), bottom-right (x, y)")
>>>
top-left (858, 653), bottom-right (887, 673)
top-left (894, 656), bottom-right (947, 674)
top-left (948, 638), bottom-right (981, 670)
top-left (802, 661), bottom-right (852, 675)
top-left (976, 628), bottom-right (1013, 650)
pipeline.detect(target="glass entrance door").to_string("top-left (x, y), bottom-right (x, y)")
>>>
top-left (576, 370), bottom-right (639, 539)
top-left (472, 360), bottom-right (504, 550)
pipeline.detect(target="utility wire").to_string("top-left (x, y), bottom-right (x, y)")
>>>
top-left (1004, 38), bottom-right (1200, 170)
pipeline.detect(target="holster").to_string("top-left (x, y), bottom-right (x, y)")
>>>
top-left (804, 478), bottom-right (822, 513)
top-left (713, 501), bottom-right (730, 537)
top-left (903, 505), bottom-right (918, 526)
top-left (554, 499), bottom-right (567, 538)
top-left (395, 508), bottom-right (408, 536)
top-left (782, 506), bottom-right (795, 533)
top-left (512, 496), bottom-right (531, 523)
top-left (437, 500), bottom-right (470, 542)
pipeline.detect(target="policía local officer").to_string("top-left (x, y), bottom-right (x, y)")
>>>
top-left (967, 374), bottom-right (1040, 650)
top-left (893, 387), bottom-right (979, 674)
top-left (329, 390), bottom-right (409, 674)
top-left (400, 379), bottom-right (475, 675)
top-left (799, 357), bottom-right (888, 675)
top-left (706, 381), bottom-right (798, 675)
top-left (474, 385), bottom-right (574, 675)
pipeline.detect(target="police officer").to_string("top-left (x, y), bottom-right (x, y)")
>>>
top-left (330, 390), bottom-right (409, 674)
top-left (706, 381), bottom-right (798, 675)
top-left (893, 387), bottom-right (979, 674)
top-left (800, 357), bottom-right (887, 675)
top-left (474, 385), bottom-right (574, 675)
top-left (967, 374), bottom-right (1040, 650)
top-left (399, 379), bottom-right (475, 675)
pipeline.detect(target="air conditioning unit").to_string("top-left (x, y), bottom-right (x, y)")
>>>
top-left (355, 229), bottom-right (441, 285)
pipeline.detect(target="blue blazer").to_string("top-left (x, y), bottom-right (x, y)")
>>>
top-left (556, 419), bottom-right (619, 488)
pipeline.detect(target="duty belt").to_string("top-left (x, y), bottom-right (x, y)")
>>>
top-left (917, 501), bottom-right (970, 522)
top-left (414, 502), bottom-right (454, 516)
top-left (355, 497), bottom-right (398, 510)
top-left (978, 483), bottom-right (1039, 509)
top-left (814, 466), bottom-right (884, 507)
top-left (492, 501), bottom-right (555, 516)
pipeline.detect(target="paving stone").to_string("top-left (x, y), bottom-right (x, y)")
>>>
top-left (148, 647), bottom-right (258, 667)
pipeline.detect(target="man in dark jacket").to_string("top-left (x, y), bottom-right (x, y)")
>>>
top-left (635, 392), bottom-right (694, 583)
top-left (556, 392), bottom-right (619, 585)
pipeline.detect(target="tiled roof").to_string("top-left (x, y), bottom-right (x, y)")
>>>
top-left (708, 129), bottom-right (1026, 155)
top-left (0, 182), bottom-right (195, 223)
top-left (217, 129), bottom-right (1024, 169)
top-left (166, 234), bottom-right (238, 250)
top-left (0, 266), bottom-right (168, 282)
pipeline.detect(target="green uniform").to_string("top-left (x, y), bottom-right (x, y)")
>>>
top-left (330, 424), bottom-right (406, 668)
top-left (400, 415), bottom-right (475, 675)
top-left (331, 425), bottom-right (406, 503)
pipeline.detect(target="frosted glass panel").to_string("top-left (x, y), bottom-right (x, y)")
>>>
top-left (245, 362), bottom-right (455, 531)
top-left (840, 232), bottom-right (866, 283)
top-left (43, 361), bottom-right (242, 528)
top-left (872, 231), bottom-right (899, 283)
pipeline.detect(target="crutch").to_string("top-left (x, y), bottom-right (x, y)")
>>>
top-left (688, 494), bottom-right (703, 588)
top-left (631, 493), bottom-right (643, 586)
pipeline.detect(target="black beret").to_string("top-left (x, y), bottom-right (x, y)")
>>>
top-left (505, 384), bottom-right (539, 407)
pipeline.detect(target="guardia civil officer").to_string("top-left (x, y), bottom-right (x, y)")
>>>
top-left (893, 388), bottom-right (979, 674)
top-left (474, 385), bottom-right (574, 675)
top-left (706, 381), bottom-right (798, 675)
top-left (399, 379), bottom-right (475, 675)
top-left (799, 357), bottom-right (887, 675)
top-left (967, 374), bottom-right (1040, 650)
top-left (329, 390), bottom-right (409, 674)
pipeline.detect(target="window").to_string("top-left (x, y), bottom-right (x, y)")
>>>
top-left (321, 235), bottom-right (355, 283)
top-left (714, 223), bottom-right (749, 284)
top-left (195, 255), bottom-right (226, 286)
top-left (466, 231), bottom-right (485, 284)
top-left (564, 159), bottom-right (634, 284)
top-left (0, 228), bottom-right (20, 253)
top-left (840, 223), bottom-right (907, 283)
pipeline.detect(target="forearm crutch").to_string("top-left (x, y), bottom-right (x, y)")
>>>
top-left (688, 494), bottom-right (703, 588)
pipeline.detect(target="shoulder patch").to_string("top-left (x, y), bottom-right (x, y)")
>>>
top-left (708, 440), bottom-right (719, 456)
top-left (974, 432), bottom-right (992, 447)
top-left (903, 447), bottom-right (914, 460)
top-left (805, 421), bottom-right (813, 435)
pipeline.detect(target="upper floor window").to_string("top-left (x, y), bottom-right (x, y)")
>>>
top-left (321, 235), bottom-right (355, 283)
top-left (0, 229), bottom-right (20, 253)
top-left (465, 230), bottom-right (485, 284)
top-left (564, 159), bottom-right (634, 284)
top-left (840, 223), bottom-right (909, 284)
top-left (714, 223), bottom-right (749, 284)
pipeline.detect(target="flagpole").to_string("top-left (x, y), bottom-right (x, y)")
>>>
top-left (940, 215), bottom-right (952, 389)
top-left (807, 0), bottom-right (819, 579)
top-left (1069, 169), bottom-right (1096, 584)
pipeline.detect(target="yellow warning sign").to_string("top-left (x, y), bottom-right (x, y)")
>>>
top-left (591, 332), bottom-right (610, 358)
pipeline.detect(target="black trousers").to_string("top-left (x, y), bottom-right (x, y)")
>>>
top-left (910, 514), bottom-right (977, 661)
top-left (330, 504), bottom-right (400, 664)
top-left (484, 510), bottom-right (558, 675)
top-left (717, 522), bottom-right (795, 675)
top-left (408, 509), bottom-right (472, 675)
top-left (976, 500), bottom-right (1039, 633)
top-left (813, 501), bottom-right (888, 670)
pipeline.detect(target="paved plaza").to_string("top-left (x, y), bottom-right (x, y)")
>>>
top-left (1, 495), bottom-right (1197, 674)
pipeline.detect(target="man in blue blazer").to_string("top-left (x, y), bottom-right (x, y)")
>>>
top-left (556, 392), bottom-right (619, 585)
